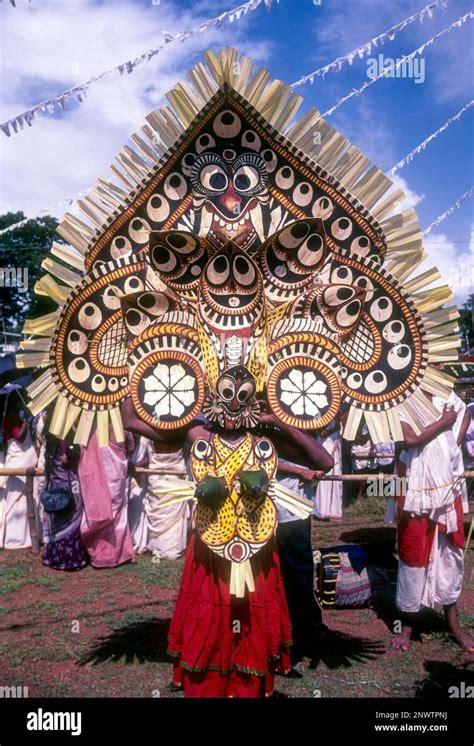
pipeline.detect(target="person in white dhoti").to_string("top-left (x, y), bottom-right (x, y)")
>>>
top-left (127, 436), bottom-right (149, 553)
top-left (392, 390), bottom-right (473, 652)
top-left (0, 403), bottom-right (38, 549)
top-left (314, 419), bottom-right (342, 521)
top-left (144, 440), bottom-right (190, 560)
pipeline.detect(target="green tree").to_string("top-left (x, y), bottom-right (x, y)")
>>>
top-left (0, 212), bottom-right (63, 334)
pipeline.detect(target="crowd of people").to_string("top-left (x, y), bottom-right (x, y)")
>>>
top-left (0, 388), bottom-right (473, 674)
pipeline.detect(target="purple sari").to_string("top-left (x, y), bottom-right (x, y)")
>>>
top-left (42, 440), bottom-right (89, 571)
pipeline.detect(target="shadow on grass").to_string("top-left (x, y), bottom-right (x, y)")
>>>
top-left (78, 617), bottom-right (171, 666)
top-left (339, 526), bottom-right (397, 546)
top-left (309, 629), bottom-right (386, 670)
top-left (415, 659), bottom-right (474, 698)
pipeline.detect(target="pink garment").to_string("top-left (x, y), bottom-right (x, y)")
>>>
top-left (78, 430), bottom-right (135, 568)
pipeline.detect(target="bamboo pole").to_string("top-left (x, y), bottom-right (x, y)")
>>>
top-left (0, 468), bottom-right (473, 480)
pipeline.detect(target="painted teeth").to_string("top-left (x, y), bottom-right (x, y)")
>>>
top-left (219, 218), bottom-right (226, 227)
top-left (239, 218), bottom-right (245, 226)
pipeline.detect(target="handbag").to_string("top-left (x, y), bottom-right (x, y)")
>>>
top-left (40, 486), bottom-right (73, 513)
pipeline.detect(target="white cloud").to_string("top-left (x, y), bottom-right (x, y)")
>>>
top-left (0, 0), bottom-right (272, 217)
top-left (419, 228), bottom-right (474, 306)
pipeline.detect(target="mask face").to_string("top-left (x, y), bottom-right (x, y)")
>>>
top-left (190, 137), bottom-right (271, 255)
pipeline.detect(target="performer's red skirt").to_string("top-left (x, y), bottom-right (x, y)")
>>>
top-left (167, 532), bottom-right (292, 698)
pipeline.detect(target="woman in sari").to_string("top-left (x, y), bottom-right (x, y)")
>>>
top-left (41, 430), bottom-right (89, 571)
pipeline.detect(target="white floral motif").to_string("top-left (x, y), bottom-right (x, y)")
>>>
top-left (280, 369), bottom-right (328, 416)
top-left (143, 363), bottom-right (195, 418)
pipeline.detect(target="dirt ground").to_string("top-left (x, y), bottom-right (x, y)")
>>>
top-left (0, 499), bottom-right (473, 699)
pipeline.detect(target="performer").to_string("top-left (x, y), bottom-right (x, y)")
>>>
top-left (17, 48), bottom-right (464, 696)
top-left (123, 399), bottom-right (332, 696)
top-left (392, 393), bottom-right (473, 652)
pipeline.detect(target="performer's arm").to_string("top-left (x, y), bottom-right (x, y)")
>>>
top-left (120, 397), bottom-right (189, 448)
top-left (401, 404), bottom-right (457, 449)
top-left (457, 409), bottom-right (471, 447)
top-left (277, 459), bottom-right (324, 481)
top-left (259, 412), bottom-right (333, 472)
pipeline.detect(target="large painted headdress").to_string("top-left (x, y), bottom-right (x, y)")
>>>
top-left (18, 48), bottom-right (459, 448)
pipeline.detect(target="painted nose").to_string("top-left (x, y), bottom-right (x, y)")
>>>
top-left (218, 181), bottom-right (242, 216)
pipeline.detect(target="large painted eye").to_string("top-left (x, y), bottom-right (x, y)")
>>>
top-left (195, 134), bottom-right (216, 154)
top-left (312, 196), bottom-right (334, 220)
top-left (371, 296), bottom-right (393, 322)
top-left (331, 266), bottom-right (353, 284)
top-left (323, 285), bottom-right (355, 307)
top-left (255, 438), bottom-right (273, 460)
top-left (200, 164), bottom-right (228, 193)
top-left (125, 308), bottom-right (149, 335)
top-left (110, 236), bottom-right (132, 260)
top-left (331, 217), bottom-right (353, 241)
top-left (217, 376), bottom-right (235, 401)
top-left (78, 302), bottom-right (102, 330)
top-left (68, 358), bottom-right (90, 383)
top-left (261, 148), bottom-right (277, 172)
top-left (166, 232), bottom-right (197, 255)
top-left (206, 255), bottom-right (230, 285)
top-left (336, 299), bottom-right (361, 329)
top-left (151, 246), bottom-right (178, 273)
top-left (233, 165), bottom-right (260, 193)
top-left (383, 320), bottom-right (405, 344)
top-left (124, 277), bottom-right (143, 294)
top-left (147, 194), bottom-right (170, 222)
top-left (67, 330), bottom-right (88, 355)
top-left (137, 292), bottom-right (170, 317)
top-left (365, 370), bottom-right (387, 394)
top-left (128, 217), bottom-right (150, 244)
top-left (297, 233), bottom-right (324, 267)
top-left (233, 255), bottom-right (255, 286)
top-left (388, 343), bottom-right (412, 370)
top-left (236, 380), bottom-right (255, 403)
top-left (194, 438), bottom-right (212, 460)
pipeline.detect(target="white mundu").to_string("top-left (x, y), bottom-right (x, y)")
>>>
top-left (0, 432), bottom-right (38, 549)
top-left (314, 427), bottom-right (342, 520)
top-left (145, 441), bottom-right (190, 560)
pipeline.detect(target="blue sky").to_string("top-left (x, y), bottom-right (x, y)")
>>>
top-left (0, 0), bottom-right (472, 302)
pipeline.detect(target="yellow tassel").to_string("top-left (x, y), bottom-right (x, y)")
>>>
top-left (74, 410), bottom-right (95, 446)
top-left (49, 395), bottom-right (70, 438)
top-left (96, 410), bottom-right (109, 447)
top-left (110, 406), bottom-right (125, 443)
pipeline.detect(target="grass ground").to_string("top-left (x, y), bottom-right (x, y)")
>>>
top-left (0, 498), bottom-right (472, 698)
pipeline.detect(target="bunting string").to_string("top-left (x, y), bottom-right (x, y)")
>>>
top-left (0, 190), bottom-right (87, 237)
top-left (291, 0), bottom-right (448, 89)
top-left (422, 187), bottom-right (474, 236)
top-left (388, 100), bottom-right (474, 175)
top-left (321, 10), bottom-right (473, 118)
top-left (0, 0), bottom-right (277, 138)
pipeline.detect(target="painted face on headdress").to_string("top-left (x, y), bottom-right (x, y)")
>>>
top-left (197, 242), bottom-right (266, 429)
top-left (190, 121), bottom-right (271, 254)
